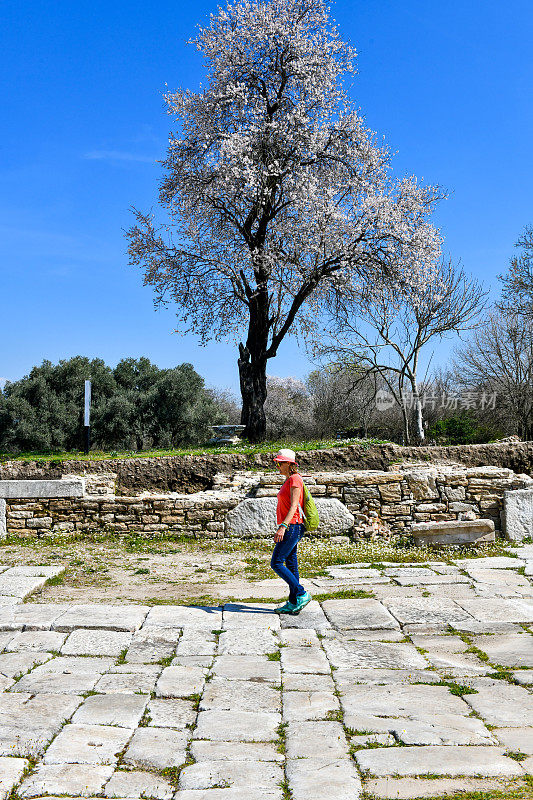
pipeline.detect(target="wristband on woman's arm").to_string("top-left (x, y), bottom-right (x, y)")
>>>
top-left (279, 522), bottom-right (289, 529)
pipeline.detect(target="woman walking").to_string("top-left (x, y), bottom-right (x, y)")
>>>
top-left (270, 448), bottom-right (312, 615)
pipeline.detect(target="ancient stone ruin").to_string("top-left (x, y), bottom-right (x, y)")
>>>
top-left (1, 461), bottom-right (532, 543)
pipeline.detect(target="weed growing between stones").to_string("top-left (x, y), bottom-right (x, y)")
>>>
top-left (506, 751), bottom-right (529, 762)
top-left (184, 693), bottom-right (202, 711)
top-left (138, 709), bottom-right (152, 727)
top-left (276, 721), bottom-right (288, 755)
top-left (434, 680), bottom-right (478, 696)
top-left (267, 650), bottom-right (281, 661)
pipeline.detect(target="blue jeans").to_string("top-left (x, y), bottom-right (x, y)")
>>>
top-left (270, 523), bottom-right (306, 604)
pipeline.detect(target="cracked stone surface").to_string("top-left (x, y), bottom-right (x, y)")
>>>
top-left (2, 559), bottom-right (533, 799)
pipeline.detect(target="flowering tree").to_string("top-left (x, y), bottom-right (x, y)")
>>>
top-left (127, 0), bottom-right (444, 441)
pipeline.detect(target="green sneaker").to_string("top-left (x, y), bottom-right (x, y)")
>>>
top-left (275, 601), bottom-right (297, 615)
top-left (292, 591), bottom-right (312, 614)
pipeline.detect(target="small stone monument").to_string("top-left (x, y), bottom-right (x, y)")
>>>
top-left (209, 424), bottom-right (246, 446)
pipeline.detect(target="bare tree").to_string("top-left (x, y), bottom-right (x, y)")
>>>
top-left (126, 0), bottom-right (444, 441)
top-left (454, 311), bottom-right (533, 441)
top-left (499, 225), bottom-right (533, 321)
top-left (264, 376), bottom-right (313, 440)
top-left (306, 364), bottom-right (379, 438)
top-left (317, 259), bottom-right (486, 444)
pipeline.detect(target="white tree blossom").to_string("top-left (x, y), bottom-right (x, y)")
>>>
top-left (127, 0), bottom-right (445, 440)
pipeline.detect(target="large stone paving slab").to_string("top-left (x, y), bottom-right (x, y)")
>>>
top-left (53, 604), bottom-right (149, 632)
top-left (286, 757), bottom-right (362, 800)
top-left (217, 628), bottom-right (277, 655)
top-left (71, 693), bottom-right (148, 727)
top-left (18, 764), bottom-right (115, 796)
top-left (146, 697), bottom-right (197, 728)
top-left (200, 677), bottom-right (281, 713)
top-left (122, 727), bottom-right (188, 770)
top-left (7, 655), bottom-right (113, 695)
top-left (222, 603), bottom-right (281, 630)
top-left (365, 777), bottom-right (518, 799)
top-left (285, 721), bottom-right (350, 759)
top-left (494, 727), bottom-right (533, 754)
top-left (473, 633), bottom-right (533, 667)
top-left (454, 557), bottom-right (526, 569)
top-left (5, 630), bottom-right (67, 652)
top-left (0, 651), bottom-right (52, 677)
top-left (356, 745), bottom-right (524, 777)
top-left (177, 791), bottom-right (283, 800)
top-left (178, 760), bottom-right (283, 791)
top-left (194, 710), bottom-right (280, 742)
top-left (177, 629), bottom-right (217, 656)
top-left (0, 575), bottom-right (48, 599)
top-left (211, 655), bottom-right (280, 682)
top-left (334, 668), bottom-right (440, 687)
top-left (143, 605), bottom-right (222, 629)
top-left (456, 598), bottom-right (533, 624)
top-left (190, 741), bottom-right (284, 762)
top-left (323, 637), bottom-right (428, 670)
top-left (125, 626), bottom-right (180, 663)
top-left (386, 598), bottom-right (474, 627)
top-left (0, 725), bottom-right (63, 758)
top-left (464, 682), bottom-right (533, 726)
top-left (282, 690), bottom-right (339, 721)
top-left (0, 756), bottom-right (29, 800)
top-left (424, 651), bottom-right (491, 676)
top-left (94, 664), bottom-right (161, 695)
top-left (281, 646), bottom-right (330, 674)
top-left (154, 665), bottom-right (206, 697)
top-left (321, 599), bottom-right (399, 630)
top-left (279, 601), bottom-right (331, 630)
top-left (7, 603), bottom-right (73, 631)
top-left (390, 713), bottom-right (494, 745)
top-left (43, 723), bottom-right (133, 764)
top-left (339, 684), bottom-right (469, 721)
top-left (61, 629), bottom-right (133, 657)
top-left (103, 768), bottom-right (174, 799)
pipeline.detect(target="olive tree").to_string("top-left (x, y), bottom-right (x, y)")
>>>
top-left (127, 0), bottom-right (444, 441)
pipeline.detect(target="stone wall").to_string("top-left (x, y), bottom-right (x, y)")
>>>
top-left (3, 465), bottom-right (532, 540)
top-left (1, 441), bottom-right (532, 495)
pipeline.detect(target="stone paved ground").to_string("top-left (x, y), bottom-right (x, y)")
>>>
top-left (1, 546), bottom-right (533, 799)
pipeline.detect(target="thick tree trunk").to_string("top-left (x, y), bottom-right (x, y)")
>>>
top-left (238, 284), bottom-right (271, 442)
top-left (238, 343), bottom-right (267, 441)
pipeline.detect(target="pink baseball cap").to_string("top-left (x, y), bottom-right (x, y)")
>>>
top-left (273, 448), bottom-right (298, 463)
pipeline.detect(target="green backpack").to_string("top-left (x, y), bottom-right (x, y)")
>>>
top-left (301, 482), bottom-right (320, 531)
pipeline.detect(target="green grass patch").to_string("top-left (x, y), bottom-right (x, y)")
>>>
top-left (0, 437), bottom-right (391, 463)
top-left (266, 650), bottom-right (281, 661)
top-left (313, 588), bottom-right (375, 601)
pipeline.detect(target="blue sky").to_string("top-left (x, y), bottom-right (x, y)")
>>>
top-left (1, 0), bottom-right (532, 396)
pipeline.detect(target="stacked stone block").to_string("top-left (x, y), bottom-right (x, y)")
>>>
top-left (2, 465), bottom-right (531, 540)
